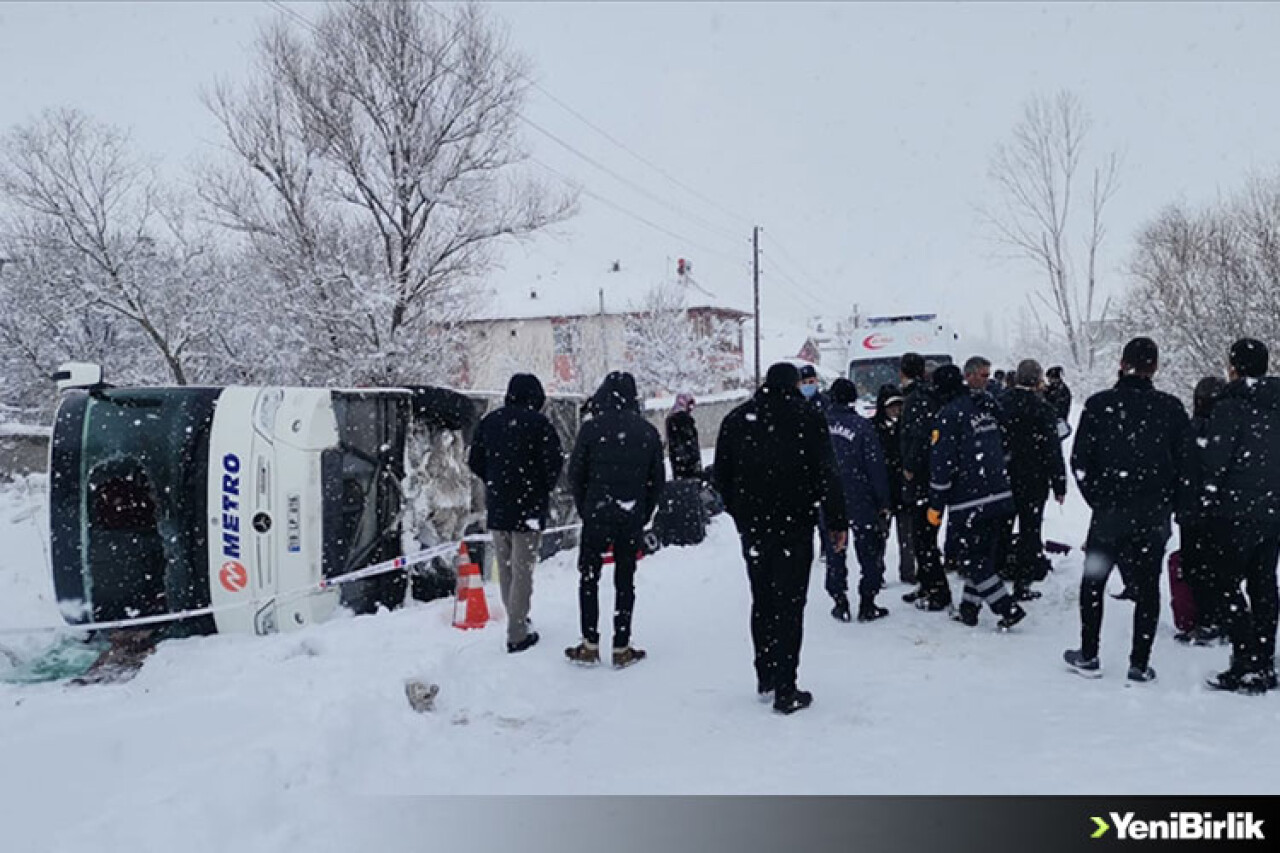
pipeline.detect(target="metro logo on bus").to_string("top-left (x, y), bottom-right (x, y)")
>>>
top-left (862, 333), bottom-right (893, 350)
top-left (220, 453), bottom-right (242, 560)
top-left (219, 560), bottom-right (248, 593)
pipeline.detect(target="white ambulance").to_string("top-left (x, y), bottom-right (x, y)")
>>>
top-left (845, 314), bottom-right (961, 415)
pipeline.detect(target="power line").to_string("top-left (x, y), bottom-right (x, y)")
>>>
top-left (528, 157), bottom-right (746, 266)
top-left (519, 114), bottom-right (745, 245)
top-left (265, 0), bottom-right (749, 257)
top-left (762, 230), bottom-right (831, 299)
top-left (414, 1), bottom-right (755, 232)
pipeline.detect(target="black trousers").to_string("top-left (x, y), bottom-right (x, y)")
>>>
top-left (743, 529), bottom-right (814, 696)
top-left (1180, 520), bottom-right (1224, 629)
top-left (1080, 525), bottom-right (1168, 670)
top-left (950, 512), bottom-right (1015, 616)
top-left (909, 502), bottom-right (949, 604)
top-left (1214, 526), bottom-right (1280, 675)
top-left (1000, 497), bottom-right (1047, 590)
top-left (578, 520), bottom-right (643, 649)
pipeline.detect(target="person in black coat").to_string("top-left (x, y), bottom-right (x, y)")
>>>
top-left (565, 372), bottom-right (665, 668)
top-left (1064, 338), bottom-right (1190, 683)
top-left (899, 352), bottom-right (950, 610)
top-left (467, 373), bottom-right (564, 653)
top-left (997, 359), bottom-right (1068, 601)
top-left (665, 392), bottom-right (701, 479)
top-left (873, 384), bottom-right (914, 584)
top-left (715, 362), bottom-right (848, 714)
top-left (1045, 366), bottom-right (1073, 425)
top-left (1175, 375), bottom-right (1227, 646)
top-left (1201, 340), bottom-right (1280, 694)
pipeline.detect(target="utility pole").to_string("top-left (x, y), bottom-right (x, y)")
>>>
top-left (599, 287), bottom-right (608, 381)
top-left (752, 226), bottom-right (761, 388)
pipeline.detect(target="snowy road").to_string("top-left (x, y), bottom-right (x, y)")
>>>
top-left (0, 477), bottom-right (1277, 850)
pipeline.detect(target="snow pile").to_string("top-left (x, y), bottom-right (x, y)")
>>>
top-left (0, 463), bottom-right (1277, 849)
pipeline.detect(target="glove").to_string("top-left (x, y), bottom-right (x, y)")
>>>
top-left (926, 508), bottom-right (943, 527)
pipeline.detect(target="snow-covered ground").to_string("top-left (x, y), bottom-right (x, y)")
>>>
top-left (1, 470), bottom-right (1278, 850)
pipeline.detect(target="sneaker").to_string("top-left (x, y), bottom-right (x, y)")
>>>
top-left (772, 689), bottom-right (813, 715)
top-left (831, 593), bottom-right (852, 623)
top-left (951, 602), bottom-right (979, 626)
top-left (1063, 649), bottom-right (1102, 678)
top-left (1012, 586), bottom-right (1042, 602)
top-left (997, 603), bottom-right (1027, 632)
top-left (507, 631), bottom-right (540, 654)
top-left (857, 597), bottom-right (889, 623)
top-left (612, 646), bottom-right (647, 669)
top-left (564, 640), bottom-right (600, 665)
top-left (1127, 665), bottom-right (1157, 683)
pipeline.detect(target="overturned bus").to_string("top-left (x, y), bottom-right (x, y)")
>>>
top-left (45, 364), bottom-right (584, 637)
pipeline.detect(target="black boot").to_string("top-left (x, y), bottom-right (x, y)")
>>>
top-left (857, 595), bottom-right (889, 622)
top-left (998, 602), bottom-right (1027, 631)
top-left (952, 601), bottom-right (979, 627)
top-left (773, 688), bottom-right (813, 715)
top-left (830, 593), bottom-right (852, 623)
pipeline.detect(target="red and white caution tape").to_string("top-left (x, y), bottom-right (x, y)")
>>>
top-left (0, 523), bottom-right (583, 636)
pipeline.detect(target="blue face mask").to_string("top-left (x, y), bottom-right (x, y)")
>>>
top-left (800, 383), bottom-right (818, 399)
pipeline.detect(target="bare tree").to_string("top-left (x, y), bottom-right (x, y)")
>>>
top-left (1125, 175), bottom-right (1280, 391)
top-left (201, 0), bottom-right (576, 386)
top-left (0, 109), bottom-right (224, 389)
top-left (983, 91), bottom-right (1120, 371)
top-left (624, 280), bottom-right (740, 397)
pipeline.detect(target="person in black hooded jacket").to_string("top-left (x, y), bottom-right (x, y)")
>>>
top-left (873, 383), bottom-right (915, 584)
top-left (1174, 375), bottom-right (1227, 646)
top-left (1201, 339), bottom-right (1280, 695)
top-left (900, 353), bottom-right (950, 610)
top-left (565, 372), bottom-right (665, 669)
top-left (468, 373), bottom-right (564, 653)
top-left (665, 393), bottom-right (702, 479)
top-left (715, 361), bottom-right (848, 714)
top-left (1064, 337), bottom-right (1190, 684)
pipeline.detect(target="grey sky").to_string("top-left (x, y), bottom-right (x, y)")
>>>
top-left (2, 1), bottom-right (1278, 354)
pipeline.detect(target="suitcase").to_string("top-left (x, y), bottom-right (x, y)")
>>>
top-left (1167, 550), bottom-right (1197, 634)
top-left (652, 478), bottom-right (708, 547)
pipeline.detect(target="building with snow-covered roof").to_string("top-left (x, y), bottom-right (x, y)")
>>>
top-left (459, 256), bottom-right (751, 397)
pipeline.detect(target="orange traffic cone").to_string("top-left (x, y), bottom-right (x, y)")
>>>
top-left (452, 543), bottom-right (491, 630)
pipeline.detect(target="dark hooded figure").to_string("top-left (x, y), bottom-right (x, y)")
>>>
top-left (1065, 337), bottom-right (1190, 684)
top-left (1174, 375), bottom-right (1228, 646)
top-left (899, 352), bottom-right (949, 610)
top-left (1045, 366), bottom-right (1073, 423)
top-left (565, 371), bottom-right (665, 669)
top-left (715, 362), bottom-right (848, 714)
top-left (825, 378), bottom-right (892, 622)
top-left (467, 373), bottom-right (564, 653)
top-left (873, 383), bottom-right (914, 584)
top-left (1202, 339), bottom-right (1280, 695)
top-left (665, 392), bottom-right (702, 479)
top-left (927, 363), bottom-right (1026, 631)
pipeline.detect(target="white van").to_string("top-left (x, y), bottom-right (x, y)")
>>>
top-left (845, 314), bottom-right (961, 415)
